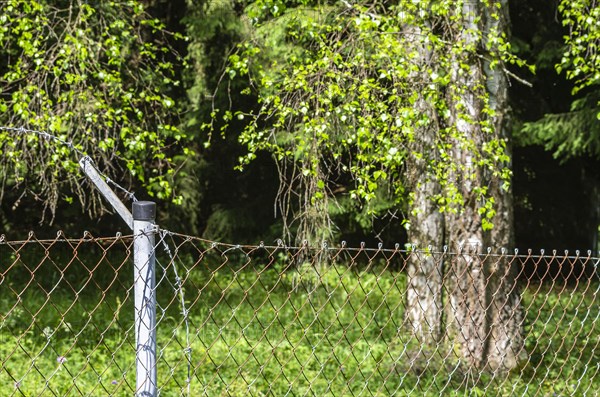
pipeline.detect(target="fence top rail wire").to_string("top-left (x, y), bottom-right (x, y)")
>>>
top-left (155, 229), bottom-right (600, 261)
top-left (0, 232), bottom-right (133, 246)
top-left (1, 229), bottom-right (599, 262)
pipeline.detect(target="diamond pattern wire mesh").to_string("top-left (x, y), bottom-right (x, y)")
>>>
top-left (0, 232), bottom-right (136, 396)
top-left (1, 231), bottom-right (599, 396)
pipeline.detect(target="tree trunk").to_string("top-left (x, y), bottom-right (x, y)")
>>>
top-left (444, 0), bottom-right (525, 371)
top-left (405, 120), bottom-right (445, 343)
top-left (482, 0), bottom-right (526, 371)
top-left (404, 24), bottom-right (445, 344)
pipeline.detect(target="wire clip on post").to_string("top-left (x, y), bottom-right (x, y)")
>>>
top-left (133, 201), bottom-right (158, 397)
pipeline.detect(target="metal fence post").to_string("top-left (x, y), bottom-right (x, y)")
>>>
top-left (133, 201), bottom-right (157, 397)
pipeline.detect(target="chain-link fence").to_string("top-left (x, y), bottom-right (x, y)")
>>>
top-left (1, 230), bottom-right (599, 396)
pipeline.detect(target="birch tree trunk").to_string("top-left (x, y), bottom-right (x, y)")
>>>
top-left (404, 25), bottom-right (445, 344)
top-left (482, 0), bottom-right (526, 371)
top-left (444, 0), bottom-right (525, 371)
top-left (405, 166), bottom-right (445, 343)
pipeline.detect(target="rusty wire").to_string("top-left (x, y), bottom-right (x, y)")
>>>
top-left (1, 231), bottom-right (599, 396)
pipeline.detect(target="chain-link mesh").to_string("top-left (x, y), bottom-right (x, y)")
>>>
top-left (1, 231), bottom-right (599, 396)
top-left (0, 232), bottom-right (135, 396)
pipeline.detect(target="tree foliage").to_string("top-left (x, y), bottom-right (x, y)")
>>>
top-left (519, 0), bottom-right (600, 161)
top-left (213, 0), bottom-right (522, 244)
top-left (518, 92), bottom-right (600, 160)
top-left (0, 0), bottom-right (596, 252)
top-left (0, 0), bottom-right (189, 221)
top-left (558, 0), bottom-right (600, 95)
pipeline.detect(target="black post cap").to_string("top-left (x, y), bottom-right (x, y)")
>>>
top-left (132, 201), bottom-right (156, 221)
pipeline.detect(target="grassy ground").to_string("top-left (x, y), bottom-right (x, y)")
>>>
top-left (1, 250), bottom-right (598, 396)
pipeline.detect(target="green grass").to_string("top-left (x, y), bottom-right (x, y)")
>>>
top-left (1, 252), bottom-right (599, 396)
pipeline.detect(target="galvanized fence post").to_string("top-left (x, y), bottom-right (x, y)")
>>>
top-left (133, 201), bottom-right (157, 397)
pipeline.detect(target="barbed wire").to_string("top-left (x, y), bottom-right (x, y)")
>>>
top-left (152, 230), bottom-right (600, 258)
top-left (0, 125), bottom-right (138, 202)
top-left (0, 125), bottom-right (87, 158)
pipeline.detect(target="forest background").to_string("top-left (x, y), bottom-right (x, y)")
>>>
top-left (0, 0), bottom-right (598, 254)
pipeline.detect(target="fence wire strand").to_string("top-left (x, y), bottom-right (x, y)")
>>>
top-left (1, 231), bottom-right (599, 396)
top-left (0, 126), bottom-right (139, 202)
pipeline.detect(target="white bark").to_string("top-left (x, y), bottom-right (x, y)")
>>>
top-left (444, 0), bottom-right (525, 371)
top-left (404, 24), bottom-right (445, 344)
